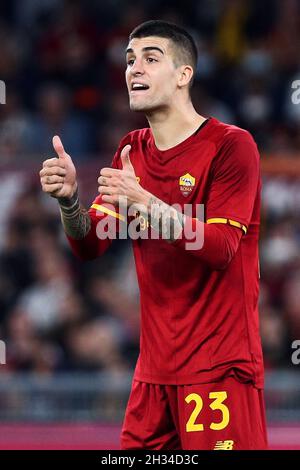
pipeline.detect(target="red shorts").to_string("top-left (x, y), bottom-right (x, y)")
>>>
top-left (121, 376), bottom-right (268, 450)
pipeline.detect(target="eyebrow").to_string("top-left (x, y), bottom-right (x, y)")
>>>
top-left (125, 46), bottom-right (164, 56)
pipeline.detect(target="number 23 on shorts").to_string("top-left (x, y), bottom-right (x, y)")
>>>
top-left (185, 391), bottom-right (230, 432)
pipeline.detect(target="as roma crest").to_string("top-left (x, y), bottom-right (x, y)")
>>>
top-left (179, 173), bottom-right (196, 197)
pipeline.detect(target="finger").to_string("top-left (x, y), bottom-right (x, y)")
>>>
top-left (40, 167), bottom-right (66, 177)
top-left (42, 175), bottom-right (65, 185)
top-left (102, 195), bottom-right (115, 205)
top-left (43, 158), bottom-right (66, 169)
top-left (97, 176), bottom-right (110, 186)
top-left (100, 168), bottom-right (121, 177)
top-left (42, 183), bottom-right (64, 193)
top-left (52, 135), bottom-right (66, 159)
top-left (98, 185), bottom-right (114, 195)
top-left (120, 145), bottom-right (133, 170)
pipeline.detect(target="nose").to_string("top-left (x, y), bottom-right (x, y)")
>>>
top-left (130, 58), bottom-right (145, 76)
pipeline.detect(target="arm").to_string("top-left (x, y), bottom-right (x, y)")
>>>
top-left (39, 136), bottom-right (111, 260)
top-left (134, 192), bottom-right (243, 270)
top-left (99, 134), bottom-right (259, 269)
top-left (58, 187), bottom-right (91, 240)
top-left (139, 133), bottom-right (259, 268)
top-left (58, 189), bottom-right (110, 261)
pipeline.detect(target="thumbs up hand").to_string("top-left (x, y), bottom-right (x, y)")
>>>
top-left (40, 135), bottom-right (77, 199)
top-left (98, 144), bottom-right (147, 207)
top-left (52, 135), bottom-right (68, 160)
top-left (120, 145), bottom-right (134, 172)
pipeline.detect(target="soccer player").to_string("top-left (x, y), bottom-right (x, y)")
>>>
top-left (39, 20), bottom-right (268, 450)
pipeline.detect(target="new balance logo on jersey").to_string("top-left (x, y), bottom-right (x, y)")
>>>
top-left (214, 440), bottom-right (234, 450)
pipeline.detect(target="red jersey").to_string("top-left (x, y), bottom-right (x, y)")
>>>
top-left (68, 117), bottom-right (264, 387)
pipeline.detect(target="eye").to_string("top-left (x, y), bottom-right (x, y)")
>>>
top-left (146, 57), bottom-right (157, 63)
top-left (127, 59), bottom-right (134, 66)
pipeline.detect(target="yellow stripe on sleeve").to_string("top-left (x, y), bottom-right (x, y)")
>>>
top-left (207, 217), bottom-right (247, 234)
top-left (91, 203), bottom-right (125, 222)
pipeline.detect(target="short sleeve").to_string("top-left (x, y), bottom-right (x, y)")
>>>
top-left (206, 131), bottom-right (260, 234)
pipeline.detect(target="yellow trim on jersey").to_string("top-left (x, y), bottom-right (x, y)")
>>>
top-left (91, 203), bottom-right (125, 222)
top-left (207, 217), bottom-right (247, 234)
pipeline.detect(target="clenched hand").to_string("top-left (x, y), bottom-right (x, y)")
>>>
top-left (40, 136), bottom-right (77, 199)
top-left (98, 145), bottom-right (148, 207)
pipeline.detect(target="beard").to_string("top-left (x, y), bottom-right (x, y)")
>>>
top-left (129, 95), bottom-right (167, 113)
top-left (129, 98), bottom-right (152, 112)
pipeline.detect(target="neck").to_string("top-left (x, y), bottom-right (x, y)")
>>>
top-left (145, 99), bottom-right (207, 151)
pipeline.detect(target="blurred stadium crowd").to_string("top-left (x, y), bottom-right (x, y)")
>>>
top-left (0, 0), bottom-right (300, 377)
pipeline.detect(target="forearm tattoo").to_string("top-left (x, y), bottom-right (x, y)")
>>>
top-left (147, 196), bottom-right (186, 242)
top-left (58, 189), bottom-right (91, 240)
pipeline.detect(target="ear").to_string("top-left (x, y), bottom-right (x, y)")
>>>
top-left (177, 65), bottom-right (194, 88)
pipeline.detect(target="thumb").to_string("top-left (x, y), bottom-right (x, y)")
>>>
top-left (120, 145), bottom-right (134, 171)
top-left (53, 135), bottom-right (68, 159)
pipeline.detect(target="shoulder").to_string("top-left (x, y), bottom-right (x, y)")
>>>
top-left (112, 128), bottom-right (151, 168)
top-left (210, 119), bottom-right (259, 160)
top-left (210, 118), bottom-right (257, 149)
top-left (118, 127), bottom-right (151, 148)
top-left (209, 119), bottom-right (260, 176)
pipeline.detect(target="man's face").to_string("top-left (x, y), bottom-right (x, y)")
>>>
top-left (125, 36), bottom-right (179, 113)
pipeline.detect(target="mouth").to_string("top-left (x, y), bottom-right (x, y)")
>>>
top-left (130, 82), bottom-right (150, 94)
